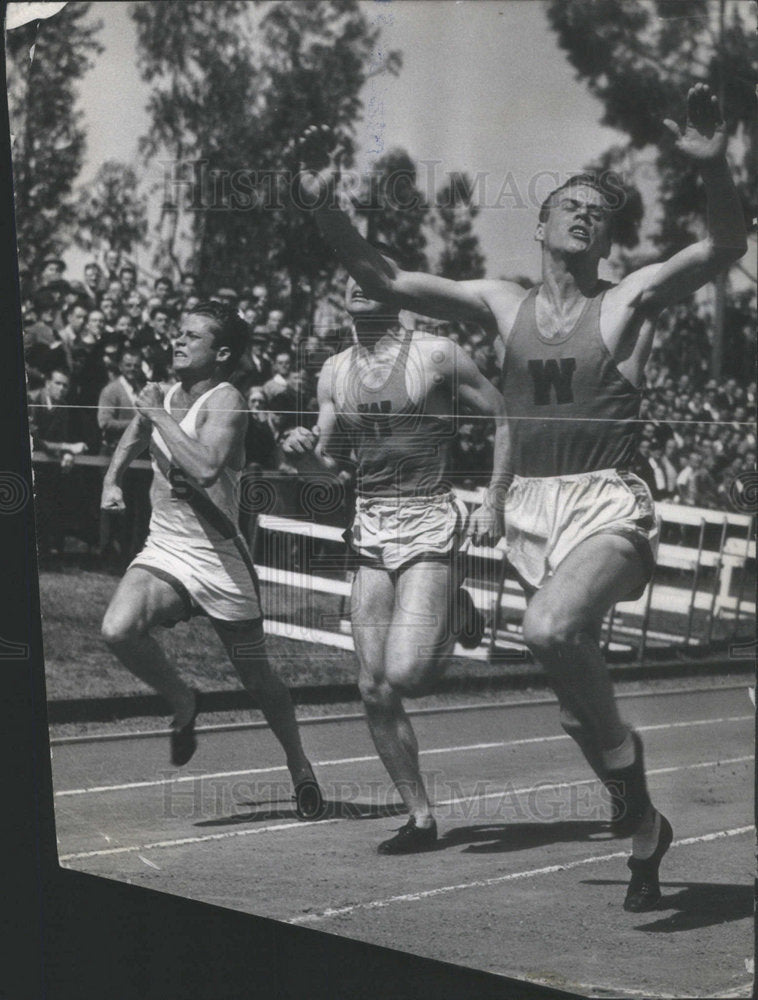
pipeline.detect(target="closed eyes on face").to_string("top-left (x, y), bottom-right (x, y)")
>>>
top-left (559, 197), bottom-right (608, 223)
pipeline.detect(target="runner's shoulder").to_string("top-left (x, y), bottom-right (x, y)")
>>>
top-left (200, 382), bottom-right (247, 421)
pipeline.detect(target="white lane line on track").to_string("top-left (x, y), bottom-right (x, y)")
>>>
top-left (54, 715), bottom-right (753, 797)
top-left (288, 825), bottom-right (754, 925)
top-left (48, 681), bottom-right (754, 746)
top-left (59, 818), bottom-right (345, 862)
top-left (57, 756), bottom-right (752, 863)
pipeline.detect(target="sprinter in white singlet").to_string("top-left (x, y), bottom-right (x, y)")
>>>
top-left (100, 301), bottom-right (323, 819)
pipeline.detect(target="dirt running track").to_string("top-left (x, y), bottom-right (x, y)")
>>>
top-left (51, 683), bottom-right (754, 998)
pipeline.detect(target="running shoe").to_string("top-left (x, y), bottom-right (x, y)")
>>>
top-left (377, 817), bottom-right (438, 855)
top-left (294, 777), bottom-right (325, 820)
top-left (624, 813), bottom-right (674, 912)
top-left (453, 586), bottom-right (485, 649)
top-left (604, 730), bottom-right (652, 837)
top-left (170, 689), bottom-right (199, 767)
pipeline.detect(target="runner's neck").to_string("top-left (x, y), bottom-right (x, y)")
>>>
top-left (177, 373), bottom-right (225, 402)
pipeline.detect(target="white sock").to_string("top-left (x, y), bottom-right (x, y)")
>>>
top-left (632, 810), bottom-right (661, 860)
top-left (600, 731), bottom-right (635, 772)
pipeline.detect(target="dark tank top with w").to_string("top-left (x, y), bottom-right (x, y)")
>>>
top-left (500, 285), bottom-right (641, 478)
top-left (337, 330), bottom-right (453, 496)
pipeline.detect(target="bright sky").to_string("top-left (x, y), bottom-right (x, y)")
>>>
top-left (64, 1), bottom-right (629, 281)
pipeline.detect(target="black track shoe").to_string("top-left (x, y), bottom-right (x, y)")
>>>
top-left (170, 689), bottom-right (199, 767)
top-left (452, 587), bottom-right (485, 649)
top-left (377, 817), bottom-right (438, 855)
top-left (624, 814), bottom-right (674, 912)
top-left (294, 777), bottom-right (325, 820)
top-left (604, 731), bottom-right (652, 837)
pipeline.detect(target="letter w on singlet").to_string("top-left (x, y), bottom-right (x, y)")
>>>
top-left (527, 358), bottom-right (576, 405)
top-left (358, 400), bottom-right (392, 437)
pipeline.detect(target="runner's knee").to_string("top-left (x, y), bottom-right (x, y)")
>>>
top-left (101, 608), bottom-right (143, 646)
top-left (385, 657), bottom-right (437, 698)
top-left (522, 605), bottom-right (592, 657)
top-left (358, 672), bottom-right (394, 708)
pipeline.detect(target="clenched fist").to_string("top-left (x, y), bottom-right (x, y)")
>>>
top-left (290, 124), bottom-right (344, 211)
top-left (101, 482), bottom-right (125, 512)
top-left (134, 382), bottom-right (165, 420)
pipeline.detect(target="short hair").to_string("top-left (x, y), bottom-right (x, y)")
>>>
top-left (186, 299), bottom-right (248, 371)
top-left (155, 275), bottom-right (173, 288)
top-left (62, 299), bottom-right (88, 321)
top-left (119, 264), bottom-right (136, 277)
top-left (149, 304), bottom-right (171, 321)
top-left (538, 173), bottom-right (619, 224)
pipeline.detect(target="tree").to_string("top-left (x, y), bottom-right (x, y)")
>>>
top-left (73, 160), bottom-right (148, 257)
top-left (6, 4), bottom-right (103, 275)
top-left (546, 0), bottom-right (757, 376)
top-left (433, 172), bottom-right (486, 280)
top-left (353, 148), bottom-right (430, 271)
top-left (131, 0), bottom-right (401, 317)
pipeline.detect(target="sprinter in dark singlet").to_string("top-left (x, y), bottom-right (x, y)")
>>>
top-left (283, 269), bottom-right (510, 853)
top-left (293, 83), bottom-right (747, 905)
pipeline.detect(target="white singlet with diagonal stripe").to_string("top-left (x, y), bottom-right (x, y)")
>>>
top-left (149, 381), bottom-right (240, 540)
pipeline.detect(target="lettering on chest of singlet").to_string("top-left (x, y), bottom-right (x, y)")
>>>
top-left (527, 357), bottom-right (577, 406)
top-left (356, 399), bottom-right (392, 437)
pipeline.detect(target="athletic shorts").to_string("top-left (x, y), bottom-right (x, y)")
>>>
top-left (129, 528), bottom-right (262, 623)
top-left (347, 490), bottom-right (469, 574)
top-left (503, 469), bottom-right (660, 600)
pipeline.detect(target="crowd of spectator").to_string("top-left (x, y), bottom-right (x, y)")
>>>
top-left (21, 251), bottom-right (756, 558)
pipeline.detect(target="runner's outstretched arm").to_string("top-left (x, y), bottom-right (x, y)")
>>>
top-left (614, 84), bottom-right (747, 316)
top-left (293, 126), bottom-right (514, 331)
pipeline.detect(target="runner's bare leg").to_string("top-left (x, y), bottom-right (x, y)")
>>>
top-left (101, 567), bottom-right (196, 725)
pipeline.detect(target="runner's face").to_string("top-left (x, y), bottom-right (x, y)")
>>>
top-left (344, 275), bottom-right (387, 316)
top-left (538, 184), bottom-right (611, 259)
top-left (172, 314), bottom-right (224, 373)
